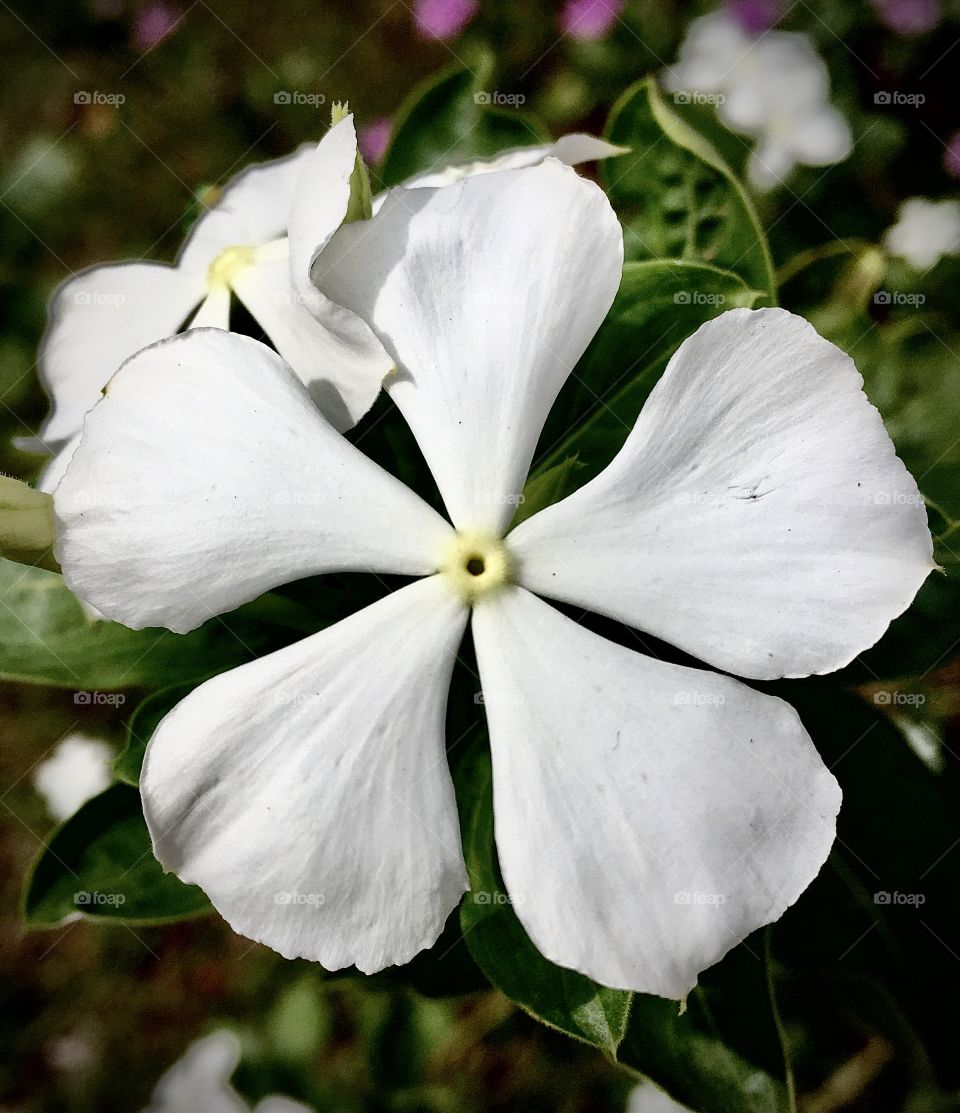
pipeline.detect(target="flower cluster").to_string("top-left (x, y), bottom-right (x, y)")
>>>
top-left (42, 112), bottom-right (932, 1001)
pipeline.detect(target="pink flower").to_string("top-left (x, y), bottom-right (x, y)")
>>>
top-left (559, 0), bottom-right (623, 41)
top-left (413, 0), bottom-right (478, 41)
top-left (725, 0), bottom-right (784, 34)
top-left (359, 118), bottom-right (393, 166)
top-left (944, 131), bottom-right (960, 180)
top-left (870, 0), bottom-right (941, 36)
top-left (131, 2), bottom-right (182, 52)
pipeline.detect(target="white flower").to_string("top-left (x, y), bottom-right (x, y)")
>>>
top-left (35, 122), bottom-right (622, 489)
top-left (34, 733), bottom-right (112, 821)
top-left (664, 12), bottom-right (852, 190)
top-left (55, 156), bottom-right (932, 1000)
top-left (883, 197), bottom-right (960, 269)
top-left (142, 1030), bottom-right (312, 1113)
top-left (627, 1082), bottom-right (693, 1113)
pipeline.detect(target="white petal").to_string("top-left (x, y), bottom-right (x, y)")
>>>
top-left (286, 116), bottom-right (396, 403)
top-left (55, 329), bottom-right (453, 633)
top-left (255, 1100), bottom-right (314, 1113)
top-left (33, 733), bottom-right (113, 822)
top-left (394, 132), bottom-right (627, 190)
top-left (178, 144), bottom-right (316, 273)
top-left (510, 308), bottom-right (935, 680)
top-left (145, 1030), bottom-right (246, 1113)
top-left (747, 141), bottom-right (796, 191)
top-left (315, 160), bottom-right (623, 532)
top-left (188, 285), bottom-right (231, 329)
top-left (37, 432), bottom-right (80, 494)
top-left (142, 577), bottom-right (470, 972)
top-left (472, 587), bottom-right (841, 1000)
top-left (230, 245), bottom-right (383, 432)
top-left (790, 106), bottom-right (852, 166)
top-left (39, 263), bottom-right (201, 446)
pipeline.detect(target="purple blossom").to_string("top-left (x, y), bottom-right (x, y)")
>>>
top-left (870, 0), bottom-right (941, 36)
top-left (944, 130), bottom-right (960, 180)
top-left (559, 0), bottom-right (623, 41)
top-left (131, 2), bottom-right (182, 52)
top-left (725, 0), bottom-right (784, 35)
top-left (413, 0), bottom-right (479, 41)
top-left (359, 118), bottom-right (393, 166)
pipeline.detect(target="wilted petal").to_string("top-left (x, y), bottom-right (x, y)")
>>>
top-left (511, 308), bottom-right (934, 680)
top-left (56, 329), bottom-right (452, 633)
top-left (142, 576), bottom-right (469, 972)
top-left (472, 587), bottom-right (841, 999)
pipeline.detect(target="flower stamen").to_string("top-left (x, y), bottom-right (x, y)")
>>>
top-left (440, 531), bottom-right (512, 602)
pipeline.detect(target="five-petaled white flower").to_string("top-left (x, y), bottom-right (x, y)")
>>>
top-left (55, 137), bottom-right (933, 1000)
top-left (36, 119), bottom-right (620, 488)
top-left (664, 11), bottom-right (852, 191)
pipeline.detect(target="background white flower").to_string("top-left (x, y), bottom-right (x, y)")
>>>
top-left (663, 10), bottom-right (852, 190)
top-left (56, 161), bottom-right (931, 1000)
top-left (141, 1029), bottom-right (313, 1113)
top-left (33, 733), bottom-right (112, 821)
top-left (35, 119), bottom-right (622, 494)
top-left (883, 196), bottom-right (960, 269)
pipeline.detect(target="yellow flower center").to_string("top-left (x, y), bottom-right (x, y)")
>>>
top-left (439, 531), bottom-right (513, 603)
top-left (207, 245), bottom-right (255, 290)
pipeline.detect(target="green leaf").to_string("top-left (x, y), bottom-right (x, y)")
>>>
top-left (513, 456), bottom-right (584, 526)
top-left (380, 54), bottom-right (548, 186)
top-left (619, 990), bottom-right (789, 1113)
top-left (531, 259), bottom-right (762, 498)
top-left (114, 685), bottom-right (194, 786)
top-left (23, 783), bottom-right (210, 926)
top-left (458, 747), bottom-right (632, 1057)
top-left (0, 475), bottom-right (56, 570)
top-left (0, 560), bottom-right (295, 689)
top-left (603, 78), bottom-right (776, 303)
